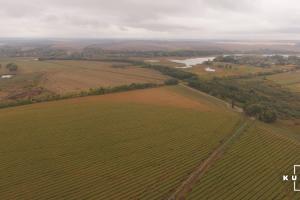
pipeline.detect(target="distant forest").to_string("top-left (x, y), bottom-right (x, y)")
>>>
top-left (2, 45), bottom-right (300, 59)
top-left (214, 55), bottom-right (300, 67)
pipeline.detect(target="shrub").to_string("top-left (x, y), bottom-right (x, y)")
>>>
top-left (164, 79), bottom-right (179, 85)
top-left (244, 104), bottom-right (264, 117)
top-left (6, 63), bottom-right (18, 72)
top-left (259, 110), bottom-right (277, 123)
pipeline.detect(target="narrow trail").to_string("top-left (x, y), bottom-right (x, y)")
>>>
top-left (167, 120), bottom-right (251, 200)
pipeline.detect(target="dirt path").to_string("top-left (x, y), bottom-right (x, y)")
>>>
top-left (167, 120), bottom-right (251, 200)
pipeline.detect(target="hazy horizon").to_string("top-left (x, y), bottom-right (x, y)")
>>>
top-left (1, 0), bottom-right (300, 40)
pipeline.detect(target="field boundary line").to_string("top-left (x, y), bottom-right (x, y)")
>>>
top-left (167, 119), bottom-right (251, 200)
top-left (179, 83), bottom-right (243, 113)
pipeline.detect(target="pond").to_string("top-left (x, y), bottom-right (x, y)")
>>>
top-left (170, 57), bottom-right (216, 68)
top-left (1, 75), bottom-right (13, 79)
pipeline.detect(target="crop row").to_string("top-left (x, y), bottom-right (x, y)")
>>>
top-left (188, 122), bottom-right (300, 200)
top-left (0, 101), bottom-right (241, 200)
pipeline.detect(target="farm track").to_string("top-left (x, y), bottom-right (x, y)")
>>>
top-left (187, 123), bottom-right (300, 199)
top-left (167, 119), bottom-right (251, 200)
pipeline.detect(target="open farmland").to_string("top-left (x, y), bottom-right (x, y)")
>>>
top-left (0, 85), bottom-right (242, 200)
top-left (186, 64), bottom-right (294, 79)
top-left (39, 60), bottom-right (168, 94)
top-left (267, 70), bottom-right (300, 93)
top-left (187, 122), bottom-right (300, 200)
top-left (0, 58), bottom-right (168, 101)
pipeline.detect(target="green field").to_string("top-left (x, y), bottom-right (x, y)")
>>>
top-left (187, 122), bottom-right (300, 200)
top-left (0, 85), bottom-right (242, 199)
top-left (267, 70), bottom-right (300, 93)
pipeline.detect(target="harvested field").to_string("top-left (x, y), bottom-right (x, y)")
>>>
top-left (41, 60), bottom-right (168, 94)
top-left (0, 58), bottom-right (169, 101)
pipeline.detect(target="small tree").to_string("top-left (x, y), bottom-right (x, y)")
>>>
top-left (6, 63), bottom-right (18, 72)
top-left (259, 110), bottom-right (277, 123)
top-left (245, 104), bottom-right (277, 123)
top-left (164, 79), bottom-right (179, 85)
top-left (244, 104), bottom-right (263, 117)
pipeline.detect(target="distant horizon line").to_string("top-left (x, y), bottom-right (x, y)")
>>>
top-left (0, 37), bottom-right (299, 42)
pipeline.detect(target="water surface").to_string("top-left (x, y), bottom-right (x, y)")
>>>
top-left (171, 57), bottom-right (216, 68)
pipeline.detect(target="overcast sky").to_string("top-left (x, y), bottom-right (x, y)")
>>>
top-left (0, 0), bottom-right (300, 39)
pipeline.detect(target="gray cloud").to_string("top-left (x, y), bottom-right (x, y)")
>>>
top-left (0, 0), bottom-right (299, 39)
